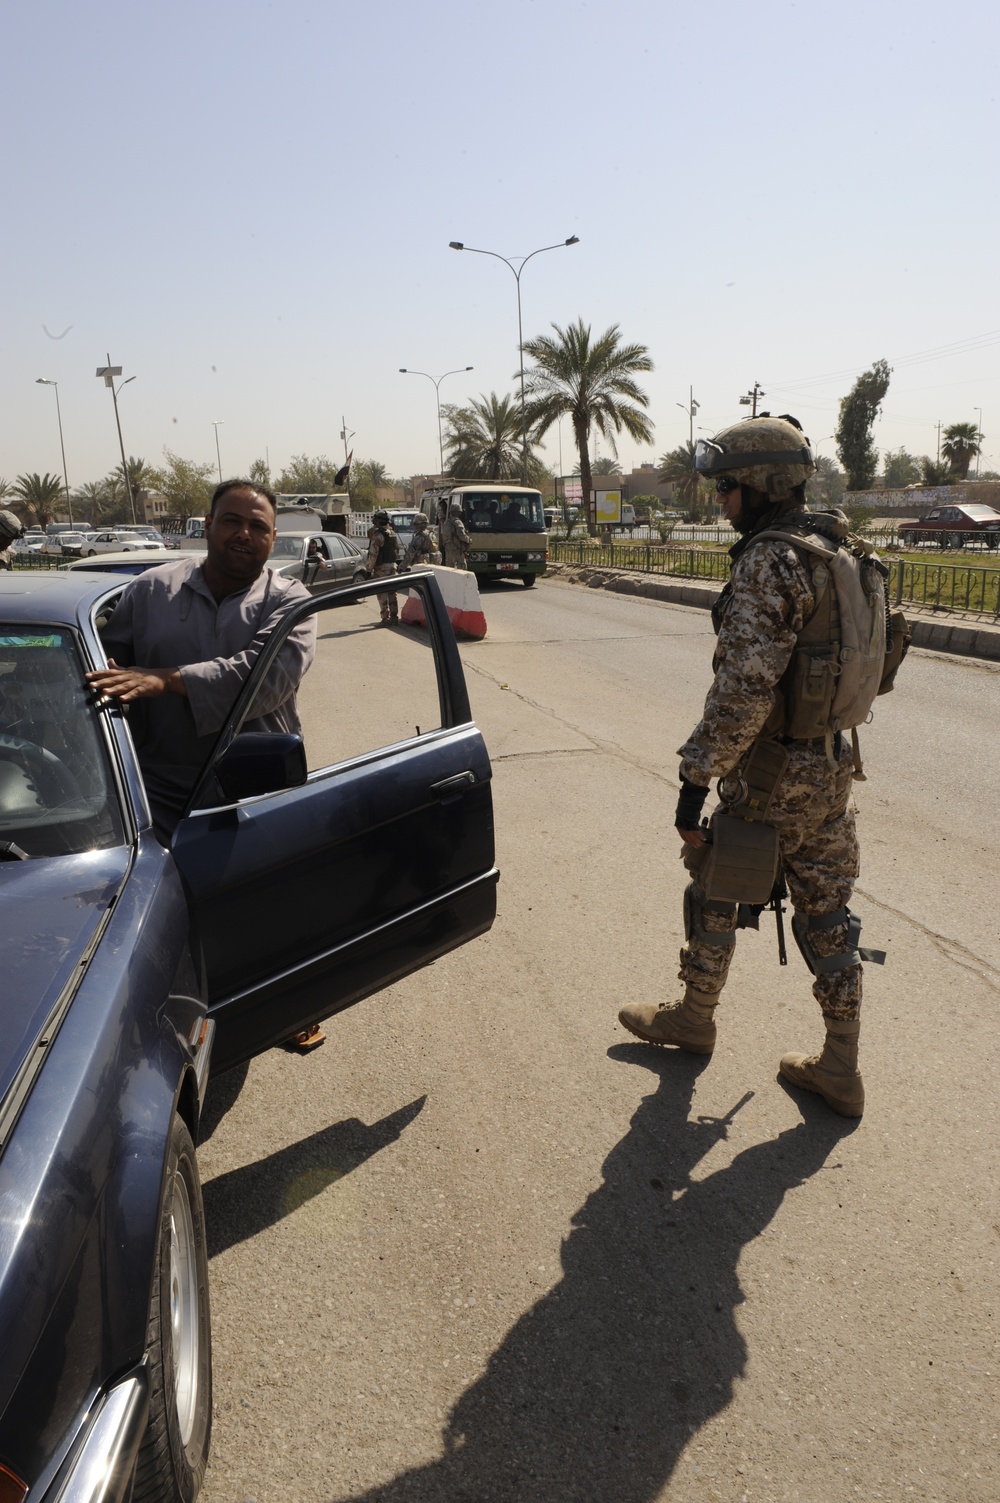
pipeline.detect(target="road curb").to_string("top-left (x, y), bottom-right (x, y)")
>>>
top-left (548, 564), bottom-right (1000, 664)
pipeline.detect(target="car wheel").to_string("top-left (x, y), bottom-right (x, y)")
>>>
top-left (133, 1115), bottom-right (212, 1503)
top-left (522, 574), bottom-right (536, 587)
top-left (353, 570), bottom-right (367, 583)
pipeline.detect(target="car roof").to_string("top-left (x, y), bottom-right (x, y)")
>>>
top-left (60, 552), bottom-right (173, 573)
top-left (0, 569), bottom-right (122, 623)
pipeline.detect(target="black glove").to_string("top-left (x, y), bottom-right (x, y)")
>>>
top-left (675, 776), bottom-right (709, 831)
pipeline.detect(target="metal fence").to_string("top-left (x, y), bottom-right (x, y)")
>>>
top-left (549, 540), bottom-right (1000, 616)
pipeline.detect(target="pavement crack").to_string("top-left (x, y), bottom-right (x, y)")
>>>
top-left (462, 657), bottom-right (677, 787)
top-left (855, 885), bottom-right (1000, 992)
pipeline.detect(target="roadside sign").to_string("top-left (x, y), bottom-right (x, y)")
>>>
top-left (595, 489), bottom-right (622, 524)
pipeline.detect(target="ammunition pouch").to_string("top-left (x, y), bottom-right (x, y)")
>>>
top-left (684, 738), bottom-right (789, 905)
top-left (791, 905), bottom-right (887, 976)
top-left (683, 883), bottom-right (736, 948)
top-left (878, 608), bottom-right (911, 696)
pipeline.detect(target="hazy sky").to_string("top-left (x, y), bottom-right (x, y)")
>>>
top-left (3, 0), bottom-right (998, 493)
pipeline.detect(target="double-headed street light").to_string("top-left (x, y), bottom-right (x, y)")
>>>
top-left (399, 366), bottom-right (473, 477)
top-left (449, 236), bottom-right (580, 484)
top-left (95, 356), bottom-right (137, 522)
top-left (35, 378), bottom-right (73, 524)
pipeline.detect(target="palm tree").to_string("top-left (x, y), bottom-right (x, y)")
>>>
top-left (113, 455), bottom-right (155, 516)
top-left (443, 392), bottom-right (542, 481)
top-left (592, 457), bottom-right (623, 476)
top-left (12, 472), bottom-right (66, 530)
top-left (522, 320), bottom-right (653, 533)
top-left (919, 456), bottom-right (954, 487)
top-left (941, 422), bottom-right (982, 480)
top-left (658, 441), bottom-right (703, 520)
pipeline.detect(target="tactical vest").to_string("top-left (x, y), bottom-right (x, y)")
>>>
top-left (372, 527), bottom-right (399, 567)
top-left (713, 514), bottom-right (907, 771)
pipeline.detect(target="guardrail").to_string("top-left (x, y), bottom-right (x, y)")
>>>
top-left (549, 540), bottom-right (1000, 616)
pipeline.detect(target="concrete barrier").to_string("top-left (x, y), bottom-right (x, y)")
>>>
top-left (401, 565), bottom-right (487, 640)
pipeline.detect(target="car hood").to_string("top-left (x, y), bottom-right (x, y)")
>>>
top-left (0, 848), bottom-right (130, 1111)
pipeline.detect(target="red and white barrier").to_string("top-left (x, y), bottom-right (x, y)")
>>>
top-left (400, 565), bottom-right (487, 640)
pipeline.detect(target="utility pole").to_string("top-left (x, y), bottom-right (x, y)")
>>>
top-left (974, 407), bottom-right (983, 477)
top-left (675, 386), bottom-right (699, 444)
top-left (935, 422), bottom-right (942, 464)
top-left (739, 382), bottom-right (765, 417)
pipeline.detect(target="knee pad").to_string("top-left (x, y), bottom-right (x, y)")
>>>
top-left (683, 883), bottom-right (737, 949)
top-left (791, 905), bottom-right (886, 976)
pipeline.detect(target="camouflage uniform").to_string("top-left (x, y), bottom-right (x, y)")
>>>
top-left (0, 509), bottom-right (23, 571)
top-left (402, 527), bottom-right (438, 569)
top-left (677, 524), bottom-right (862, 1022)
top-left (366, 526), bottom-right (399, 623)
top-left (439, 510), bottom-right (471, 570)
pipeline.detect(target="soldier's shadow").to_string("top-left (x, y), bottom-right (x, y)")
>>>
top-left (333, 1046), bottom-right (858, 1503)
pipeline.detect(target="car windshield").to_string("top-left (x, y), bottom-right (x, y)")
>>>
top-left (459, 492), bottom-right (545, 533)
top-left (0, 627), bottom-right (126, 857)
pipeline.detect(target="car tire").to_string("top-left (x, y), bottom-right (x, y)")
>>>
top-left (133, 1115), bottom-right (212, 1503)
top-left (522, 574), bottom-right (536, 587)
top-left (353, 570), bottom-right (366, 583)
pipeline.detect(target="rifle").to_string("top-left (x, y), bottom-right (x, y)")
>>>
top-left (737, 866), bottom-right (789, 966)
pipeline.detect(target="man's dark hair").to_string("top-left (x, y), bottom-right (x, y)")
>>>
top-left (210, 478), bottom-right (277, 514)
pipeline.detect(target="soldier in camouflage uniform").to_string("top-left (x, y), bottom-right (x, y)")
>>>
top-left (439, 501), bottom-right (471, 570)
top-left (0, 509), bottom-right (24, 571)
top-left (366, 510), bottom-right (399, 624)
top-left (402, 513), bottom-right (439, 569)
top-left (619, 415), bottom-right (880, 1118)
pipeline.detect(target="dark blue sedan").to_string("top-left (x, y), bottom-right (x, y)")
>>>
top-left (0, 569), bottom-right (497, 1501)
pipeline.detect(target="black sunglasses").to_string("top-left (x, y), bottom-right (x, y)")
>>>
top-left (716, 476), bottom-right (741, 495)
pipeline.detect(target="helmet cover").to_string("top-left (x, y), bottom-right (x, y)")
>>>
top-left (696, 415), bottom-right (815, 502)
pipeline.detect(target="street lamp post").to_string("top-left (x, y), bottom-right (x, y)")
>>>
top-left (399, 366), bottom-right (473, 476)
top-left (449, 236), bottom-right (580, 484)
top-left (35, 378), bottom-right (73, 524)
top-left (212, 421), bottom-right (225, 483)
top-left (675, 387), bottom-right (700, 445)
top-left (95, 356), bottom-right (137, 522)
top-left (739, 381), bottom-right (765, 417)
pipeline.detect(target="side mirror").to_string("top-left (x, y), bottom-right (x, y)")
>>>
top-left (214, 733), bottom-right (307, 801)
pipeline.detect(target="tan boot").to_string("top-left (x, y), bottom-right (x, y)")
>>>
top-left (779, 1018), bottom-right (864, 1117)
top-left (618, 987), bottom-right (719, 1054)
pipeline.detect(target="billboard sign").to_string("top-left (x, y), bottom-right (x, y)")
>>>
top-left (594, 489), bottom-right (622, 524)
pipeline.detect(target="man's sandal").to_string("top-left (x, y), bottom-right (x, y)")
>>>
top-left (283, 1024), bottom-right (326, 1053)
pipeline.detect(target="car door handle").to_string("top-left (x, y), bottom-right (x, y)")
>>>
top-left (430, 771), bottom-right (477, 799)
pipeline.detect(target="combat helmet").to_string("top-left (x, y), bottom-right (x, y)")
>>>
top-left (694, 414), bottom-right (815, 503)
top-left (373, 509), bottom-right (390, 526)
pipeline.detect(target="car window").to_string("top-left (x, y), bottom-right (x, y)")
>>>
top-left (212, 586), bottom-right (444, 784)
top-left (0, 627), bottom-right (126, 857)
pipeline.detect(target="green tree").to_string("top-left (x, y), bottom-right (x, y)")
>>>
top-left (810, 454), bottom-right (848, 510)
top-left (835, 358), bottom-right (891, 490)
top-left (941, 422), bottom-right (982, 480)
top-left (919, 456), bottom-right (954, 487)
top-left (443, 392), bottom-right (543, 481)
top-left (522, 320), bottom-right (654, 534)
top-left (348, 461), bottom-right (378, 511)
top-left (248, 457), bottom-right (271, 488)
top-left (658, 441), bottom-right (711, 521)
top-left (12, 472), bottom-right (66, 529)
top-left (880, 448), bottom-right (921, 489)
top-left (274, 454), bottom-right (342, 494)
top-left (0, 478), bottom-right (11, 500)
top-left (147, 450), bottom-right (216, 517)
top-left (74, 478), bottom-right (117, 526)
top-left (592, 457), bottom-right (623, 476)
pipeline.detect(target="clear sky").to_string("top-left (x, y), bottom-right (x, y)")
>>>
top-left (3, 0), bottom-right (998, 492)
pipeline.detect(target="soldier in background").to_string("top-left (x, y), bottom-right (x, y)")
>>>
top-left (402, 513), bottom-right (438, 569)
top-left (366, 509), bottom-right (400, 624)
top-left (439, 500), bottom-right (471, 570)
top-left (618, 415), bottom-right (889, 1119)
top-left (0, 510), bottom-right (24, 570)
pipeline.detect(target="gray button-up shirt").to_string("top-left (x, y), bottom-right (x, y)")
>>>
top-left (102, 556), bottom-right (316, 830)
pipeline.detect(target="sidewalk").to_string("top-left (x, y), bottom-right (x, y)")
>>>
top-left (548, 562), bottom-right (1000, 664)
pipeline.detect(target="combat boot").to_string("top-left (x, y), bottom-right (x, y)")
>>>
top-left (617, 987), bottom-right (719, 1054)
top-left (779, 1017), bottom-right (864, 1118)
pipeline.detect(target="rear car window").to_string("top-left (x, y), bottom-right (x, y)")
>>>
top-left (0, 627), bottom-right (126, 857)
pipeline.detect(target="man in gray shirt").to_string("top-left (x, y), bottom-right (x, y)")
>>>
top-left (87, 480), bottom-right (316, 844)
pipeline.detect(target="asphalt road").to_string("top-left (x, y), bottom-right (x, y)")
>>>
top-left (198, 576), bottom-right (999, 1503)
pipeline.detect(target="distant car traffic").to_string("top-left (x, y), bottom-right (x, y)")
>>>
top-left (386, 510), bottom-right (420, 550)
top-left (268, 531), bottom-right (368, 594)
top-left (9, 536), bottom-right (44, 555)
top-left (899, 504), bottom-right (1000, 548)
top-left (82, 530), bottom-right (169, 556)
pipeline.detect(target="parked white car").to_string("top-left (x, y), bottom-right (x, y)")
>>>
top-left (82, 530), bottom-right (168, 556)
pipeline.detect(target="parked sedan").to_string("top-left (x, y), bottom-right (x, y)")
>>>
top-left (899, 503), bottom-right (1000, 548)
top-left (83, 531), bottom-right (169, 556)
top-left (0, 569), bottom-right (497, 1501)
top-left (268, 530), bottom-right (368, 593)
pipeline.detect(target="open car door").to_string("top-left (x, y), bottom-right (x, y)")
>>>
top-left (169, 572), bottom-right (497, 1073)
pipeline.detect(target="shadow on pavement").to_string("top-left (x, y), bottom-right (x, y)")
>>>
top-left (332, 1048), bottom-right (857, 1503)
top-left (202, 1095), bottom-right (426, 1259)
